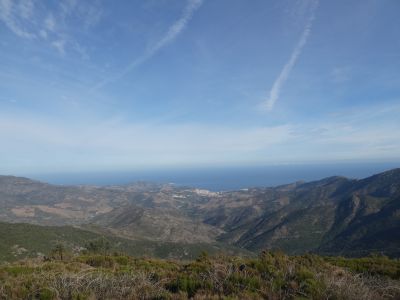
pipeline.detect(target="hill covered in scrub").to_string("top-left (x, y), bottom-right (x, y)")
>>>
top-left (0, 251), bottom-right (399, 299)
top-left (0, 222), bottom-right (250, 262)
top-left (1, 168), bottom-right (400, 257)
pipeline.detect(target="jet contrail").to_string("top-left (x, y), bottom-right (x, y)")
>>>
top-left (92, 0), bottom-right (203, 91)
top-left (264, 0), bottom-right (318, 111)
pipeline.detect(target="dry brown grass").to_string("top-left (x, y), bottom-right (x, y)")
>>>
top-left (0, 252), bottom-right (399, 299)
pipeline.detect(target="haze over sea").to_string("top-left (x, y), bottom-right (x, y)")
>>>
top-left (29, 161), bottom-right (399, 191)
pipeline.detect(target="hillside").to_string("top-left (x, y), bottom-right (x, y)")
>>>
top-left (193, 169), bottom-right (400, 256)
top-left (1, 168), bottom-right (399, 257)
top-left (0, 252), bottom-right (399, 299)
top-left (0, 222), bottom-right (250, 262)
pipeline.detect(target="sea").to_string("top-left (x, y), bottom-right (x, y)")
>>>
top-left (30, 161), bottom-right (400, 191)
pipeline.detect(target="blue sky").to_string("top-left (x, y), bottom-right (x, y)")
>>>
top-left (1, 0), bottom-right (400, 174)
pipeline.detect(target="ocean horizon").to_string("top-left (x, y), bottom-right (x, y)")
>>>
top-left (26, 161), bottom-right (400, 191)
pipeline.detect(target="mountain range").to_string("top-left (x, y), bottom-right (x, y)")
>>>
top-left (0, 168), bottom-right (399, 260)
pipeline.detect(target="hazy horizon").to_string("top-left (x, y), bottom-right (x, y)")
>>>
top-left (13, 161), bottom-right (398, 191)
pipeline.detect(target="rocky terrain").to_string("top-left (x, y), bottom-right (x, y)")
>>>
top-left (0, 168), bottom-right (399, 257)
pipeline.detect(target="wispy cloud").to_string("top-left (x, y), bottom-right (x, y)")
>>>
top-left (0, 0), bottom-right (36, 38)
top-left (0, 0), bottom-right (101, 57)
top-left (264, 0), bottom-right (319, 111)
top-left (91, 0), bottom-right (204, 91)
top-left (17, 0), bottom-right (34, 19)
top-left (0, 113), bottom-right (291, 172)
top-left (2, 102), bottom-right (400, 173)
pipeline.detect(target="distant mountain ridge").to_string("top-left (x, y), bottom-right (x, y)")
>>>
top-left (0, 168), bottom-right (399, 257)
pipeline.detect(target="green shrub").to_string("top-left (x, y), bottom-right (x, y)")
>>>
top-left (166, 275), bottom-right (202, 297)
top-left (114, 255), bottom-right (130, 266)
top-left (37, 288), bottom-right (55, 300)
top-left (5, 266), bottom-right (34, 276)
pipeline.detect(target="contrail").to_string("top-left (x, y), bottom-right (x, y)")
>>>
top-left (91, 0), bottom-right (203, 91)
top-left (264, 0), bottom-right (318, 111)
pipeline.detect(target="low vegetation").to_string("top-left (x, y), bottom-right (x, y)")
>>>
top-left (0, 222), bottom-right (250, 262)
top-left (0, 249), bottom-right (399, 299)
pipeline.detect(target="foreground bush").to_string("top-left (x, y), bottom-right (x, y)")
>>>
top-left (0, 252), bottom-right (399, 299)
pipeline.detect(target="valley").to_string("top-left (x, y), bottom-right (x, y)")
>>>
top-left (1, 168), bottom-right (399, 260)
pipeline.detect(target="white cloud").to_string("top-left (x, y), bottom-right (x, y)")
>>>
top-left (0, 0), bottom-right (36, 38)
top-left (0, 0), bottom-right (102, 57)
top-left (149, 0), bottom-right (203, 54)
top-left (1, 102), bottom-right (400, 173)
top-left (0, 114), bottom-right (292, 172)
top-left (287, 103), bottom-right (400, 161)
top-left (92, 0), bottom-right (204, 91)
top-left (264, 0), bottom-right (319, 111)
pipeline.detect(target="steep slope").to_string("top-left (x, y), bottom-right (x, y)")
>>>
top-left (193, 170), bottom-right (400, 255)
top-left (318, 169), bottom-right (400, 256)
top-left (91, 204), bottom-right (223, 243)
top-left (196, 177), bottom-right (353, 253)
